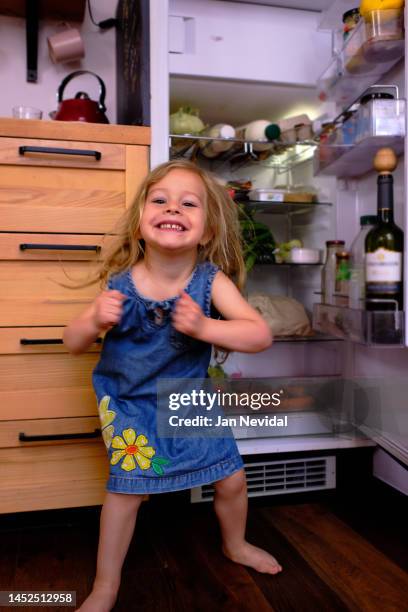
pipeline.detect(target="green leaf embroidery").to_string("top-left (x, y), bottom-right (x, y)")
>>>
top-left (153, 457), bottom-right (170, 466)
top-left (152, 462), bottom-right (164, 476)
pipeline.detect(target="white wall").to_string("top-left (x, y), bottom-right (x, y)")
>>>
top-left (0, 0), bottom-right (118, 123)
top-left (150, 0), bottom-right (169, 167)
top-left (169, 0), bottom-right (331, 86)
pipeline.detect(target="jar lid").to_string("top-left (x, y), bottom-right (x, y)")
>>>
top-left (326, 240), bottom-right (345, 246)
top-left (360, 92), bottom-right (394, 105)
top-left (360, 215), bottom-right (378, 226)
top-left (342, 8), bottom-right (359, 22)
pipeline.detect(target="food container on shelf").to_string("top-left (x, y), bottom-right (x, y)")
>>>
top-left (362, 9), bottom-right (404, 62)
top-left (354, 93), bottom-right (405, 144)
top-left (342, 18), bottom-right (370, 75)
top-left (340, 110), bottom-right (359, 145)
top-left (283, 191), bottom-right (316, 203)
top-left (342, 8), bottom-right (360, 42)
top-left (248, 188), bottom-right (317, 203)
top-left (248, 188), bottom-right (286, 202)
top-left (287, 248), bottom-right (322, 264)
top-left (296, 123), bottom-right (314, 140)
top-left (280, 123), bottom-right (313, 143)
top-left (343, 8), bottom-right (404, 75)
top-left (278, 114), bottom-right (312, 143)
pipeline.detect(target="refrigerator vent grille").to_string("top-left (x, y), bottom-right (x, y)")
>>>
top-left (191, 456), bottom-right (336, 503)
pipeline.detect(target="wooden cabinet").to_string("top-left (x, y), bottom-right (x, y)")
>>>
top-left (0, 119), bottom-right (150, 513)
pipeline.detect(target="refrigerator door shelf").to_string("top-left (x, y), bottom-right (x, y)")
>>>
top-left (318, 10), bottom-right (404, 108)
top-left (313, 303), bottom-right (405, 347)
top-left (314, 134), bottom-right (404, 178)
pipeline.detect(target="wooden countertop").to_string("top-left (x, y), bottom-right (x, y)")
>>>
top-left (0, 118), bottom-right (150, 145)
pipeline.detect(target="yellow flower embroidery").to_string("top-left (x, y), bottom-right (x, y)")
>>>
top-left (98, 395), bottom-right (116, 449)
top-left (111, 428), bottom-right (156, 472)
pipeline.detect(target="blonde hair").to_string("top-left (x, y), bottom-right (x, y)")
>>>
top-left (94, 159), bottom-right (246, 290)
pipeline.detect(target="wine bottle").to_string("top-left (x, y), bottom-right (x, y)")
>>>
top-left (365, 148), bottom-right (404, 312)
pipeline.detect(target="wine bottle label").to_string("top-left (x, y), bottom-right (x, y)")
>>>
top-left (366, 248), bottom-right (402, 282)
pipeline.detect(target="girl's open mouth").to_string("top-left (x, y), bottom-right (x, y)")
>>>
top-left (156, 222), bottom-right (186, 232)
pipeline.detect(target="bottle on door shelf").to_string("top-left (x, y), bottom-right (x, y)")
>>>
top-left (365, 148), bottom-right (404, 312)
top-left (321, 240), bottom-right (346, 305)
top-left (235, 120), bottom-right (281, 151)
top-left (335, 251), bottom-right (351, 306)
top-left (199, 123), bottom-right (236, 158)
top-left (349, 215), bottom-right (378, 309)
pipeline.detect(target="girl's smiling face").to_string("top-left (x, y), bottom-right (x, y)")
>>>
top-left (139, 169), bottom-right (210, 253)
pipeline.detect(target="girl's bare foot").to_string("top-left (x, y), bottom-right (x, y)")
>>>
top-left (223, 541), bottom-right (282, 574)
top-left (76, 583), bottom-right (118, 612)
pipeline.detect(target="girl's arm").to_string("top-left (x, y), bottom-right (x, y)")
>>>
top-left (172, 271), bottom-right (272, 353)
top-left (63, 290), bottom-right (126, 355)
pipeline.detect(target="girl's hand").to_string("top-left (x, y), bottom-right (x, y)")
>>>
top-left (92, 290), bottom-right (126, 331)
top-left (172, 291), bottom-right (207, 339)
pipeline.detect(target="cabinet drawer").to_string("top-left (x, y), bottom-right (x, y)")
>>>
top-left (0, 259), bottom-right (100, 326)
top-left (0, 137), bottom-right (125, 170)
top-left (0, 327), bottom-right (102, 354)
top-left (0, 144), bottom-right (148, 233)
top-left (0, 416), bottom-right (101, 448)
top-left (0, 352), bottom-right (99, 420)
top-left (0, 233), bottom-right (111, 261)
top-left (0, 443), bottom-right (108, 513)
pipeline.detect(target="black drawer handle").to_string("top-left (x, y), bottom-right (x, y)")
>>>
top-left (19, 429), bottom-right (102, 442)
top-left (20, 338), bottom-right (102, 345)
top-left (19, 243), bottom-right (101, 252)
top-left (19, 145), bottom-right (102, 160)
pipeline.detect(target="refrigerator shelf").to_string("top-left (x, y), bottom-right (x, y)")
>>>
top-left (242, 201), bottom-right (332, 215)
top-left (169, 134), bottom-right (317, 172)
top-left (273, 333), bottom-right (342, 343)
top-left (254, 263), bottom-right (323, 267)
top-left (313, 303), bottom-right (405, 347)
top-left (313, 134), bottom-right (404, 178)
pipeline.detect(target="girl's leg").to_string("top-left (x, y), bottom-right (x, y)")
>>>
top-left (77, 491), bottom-right (145, 612)
top-left (213, 468), bottom-right (282, 575)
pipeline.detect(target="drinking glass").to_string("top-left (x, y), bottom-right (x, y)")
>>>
top-left (12, 106), bottom-right (43, 119)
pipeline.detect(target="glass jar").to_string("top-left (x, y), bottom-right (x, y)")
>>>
top-left (342, 8), bottom-right (360, 42)
top-left (321, 240), bottom-right (346, 305)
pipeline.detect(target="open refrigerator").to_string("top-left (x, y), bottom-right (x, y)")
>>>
top-left (149, 0), bottom-right (408, 499)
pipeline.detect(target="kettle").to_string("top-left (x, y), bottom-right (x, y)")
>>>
top-left (53, 70), bottom-right (109, 123)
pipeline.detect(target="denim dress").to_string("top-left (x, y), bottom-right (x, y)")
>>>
top-left (93, 261), bottom-right (244, 494)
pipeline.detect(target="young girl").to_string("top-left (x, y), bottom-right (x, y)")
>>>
top-left (64, 159), bottom-right (282, 612)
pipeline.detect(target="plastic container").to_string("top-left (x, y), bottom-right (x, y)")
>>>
top-left (363, 9), bottom-right (404, 62)
top-left (279, 114), bottom-right (313, 143)
top-left (248, 188), bottom-right (285, 202)
top-left (287, 248), bottom-right (321, 264)
top-left (349, 215), bottom-right (378, 309)
top-left (341, 110), bottom-right (359, 145)
top-left (354, 95), bottom-right (405, 144)
top-left (343, 9), bottom-right (404, 75)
